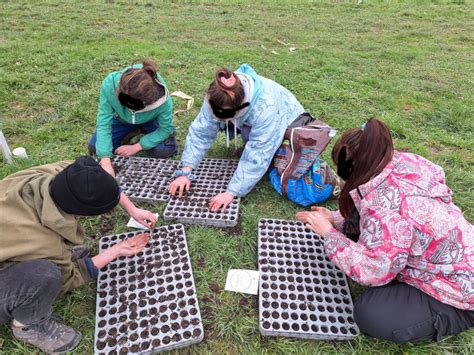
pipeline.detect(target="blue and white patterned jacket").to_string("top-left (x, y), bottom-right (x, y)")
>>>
top-left (181, 64), bottom-right (305, 197)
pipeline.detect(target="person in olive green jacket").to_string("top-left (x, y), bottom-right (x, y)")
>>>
top-left (88, 59), bottom-right (178, 177)
top-left (0, 157), bottom-right (151, 353)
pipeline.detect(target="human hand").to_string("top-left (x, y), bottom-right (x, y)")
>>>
top-left (295, 207), bottom-right (335, 225)
top-left (296, 211), bottom-right (333, 236)
top-left (99, 158), bottom-right (115, 177)
top-left (209, 192), bottom-right (234, 212)
top-left (168, 176), bottom-right (191, 197)
top-left (114, 143), bottom-right (142, 157)
top-left (129, 207), bottom-right (157, 228)
top-left (112, 233), bottom-right (150, 257)
top-left (310, 206), bottom-right (334, 224)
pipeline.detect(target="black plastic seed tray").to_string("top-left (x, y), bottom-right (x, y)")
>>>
top-left (112, 156), bottom-right (180, 202)
top-left (163, 195), bottom-right (240, 227)
top-left (163, 159), bottom-right (240, 227)
top-left (94, 224), bottom-right (204, 354)
top-left (258, 219), bottom-right (359, 340)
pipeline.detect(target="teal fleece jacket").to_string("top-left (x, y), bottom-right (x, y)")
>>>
top-left (95, 65), bottom-right (174, 158)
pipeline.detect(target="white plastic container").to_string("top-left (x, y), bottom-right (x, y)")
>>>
top-left (12, 147), bottom-right (28, 159)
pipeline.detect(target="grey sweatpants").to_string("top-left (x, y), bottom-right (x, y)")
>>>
top-left (0, 260), bottom-right (61, 326)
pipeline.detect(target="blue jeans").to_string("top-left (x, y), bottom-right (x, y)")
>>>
top-left (88, 116), bottom-right (178, 158)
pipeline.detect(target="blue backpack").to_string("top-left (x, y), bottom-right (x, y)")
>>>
top-left (270, 158), bottom-right (335, 206)
top-left (270, 119), bottom-right (340, 206)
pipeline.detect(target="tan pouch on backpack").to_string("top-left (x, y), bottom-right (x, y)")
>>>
top-left (273, 115), bottom-right (337, 196)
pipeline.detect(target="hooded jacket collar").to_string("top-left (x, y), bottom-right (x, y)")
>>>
top-left (222, 72), bottom-right (254, 149)
top-left (235, 64), bottom-right (262, 118)
top-left (128, 83), bottom-right (169, 124)
top-left (133, 84), bottom-right (169, 113)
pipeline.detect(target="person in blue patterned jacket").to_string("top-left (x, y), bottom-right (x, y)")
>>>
top-left (168, 64), bottom-right (310, 212)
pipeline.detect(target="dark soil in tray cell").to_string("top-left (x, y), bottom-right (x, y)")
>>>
top-left (130, 344), bottom-right (140, 352)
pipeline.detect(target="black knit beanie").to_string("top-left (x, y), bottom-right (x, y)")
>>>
top-left (50, 156), bottom-right (120, 216)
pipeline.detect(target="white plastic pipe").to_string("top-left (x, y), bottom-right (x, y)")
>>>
top-left (0, 130), bottom-right (12, 163)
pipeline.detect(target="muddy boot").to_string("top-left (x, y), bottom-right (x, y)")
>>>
top-left (69, 245), bottom-right (90, 262)
top-left (12, 316), bottom-right (82, 354)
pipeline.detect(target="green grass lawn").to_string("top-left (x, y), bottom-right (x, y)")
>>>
top-left (1, 0), bottom-right (473, 353)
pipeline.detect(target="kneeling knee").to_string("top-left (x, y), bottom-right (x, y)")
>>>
top-left (28, 260), bottom-right (61, 296)
top-left (149, 146), bottom-right (178, 159)
top-left (353, 297), bottom-right (397, 341)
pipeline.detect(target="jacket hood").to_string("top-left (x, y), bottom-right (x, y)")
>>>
top-left (236, 64), bottom-right (262, 113)
top-left (133, 85), bottom-right (169, 113)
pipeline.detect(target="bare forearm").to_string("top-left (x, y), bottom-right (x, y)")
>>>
top-left (119, 191), bottom-right (135, 214)
top-left (91, 246), bottom-right (120, 269)
top-left (100, 157), bottom-right (112, 167)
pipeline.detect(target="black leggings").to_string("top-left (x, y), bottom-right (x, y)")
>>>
top-left (354, 282), bottom-right (474, 343)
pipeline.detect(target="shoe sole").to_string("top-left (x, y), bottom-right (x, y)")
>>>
top-left (46, 331), bottom-right (82, 355)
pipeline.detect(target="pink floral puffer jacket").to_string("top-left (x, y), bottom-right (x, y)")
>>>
top-left (325, 151), bottom-right (474, 310)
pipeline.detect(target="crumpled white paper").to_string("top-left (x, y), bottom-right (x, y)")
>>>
top-left (171, 91), bottom-right (194, 114)
top-left (127, 213), bottom-right (159, 230)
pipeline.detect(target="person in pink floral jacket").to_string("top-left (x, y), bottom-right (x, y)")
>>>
top-left (297, 118), bottom-right (474, 343)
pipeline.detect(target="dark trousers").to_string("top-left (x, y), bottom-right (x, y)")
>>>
top-left (0, 260), bottom-right (61, 326)
top-left (88, 116), bottom-right (178, 158)
top-left (354, 282), bottom-right (474, 343)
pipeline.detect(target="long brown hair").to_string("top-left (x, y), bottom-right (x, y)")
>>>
top-left (332, 118), bottom-right (394, 218)
top-left (207, 67), bottom-right (245, 109)
top-left (118, 59), bottom-right (165, 106)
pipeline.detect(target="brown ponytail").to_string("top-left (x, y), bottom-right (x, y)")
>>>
top-left (142, 59), bottom-right (157, 79)
top-left (207, 67), bottom-right (245, 109)
top-left (118, 59), bottom-right (164, 106)
top-left (332, 118), bottom-right (394, 218)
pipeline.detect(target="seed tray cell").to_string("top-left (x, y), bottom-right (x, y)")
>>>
top-left (112, 156), bottom-right (180, 203)
top-left (94, 224), bottom-right (204, 354)
top-left (258, 218), bottom-right (359, 341)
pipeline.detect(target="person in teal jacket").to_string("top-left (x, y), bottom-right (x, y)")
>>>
top-left (88, 59), bottom-right (178, 176)
top-left (169, 64), bottom-right (310, 212)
